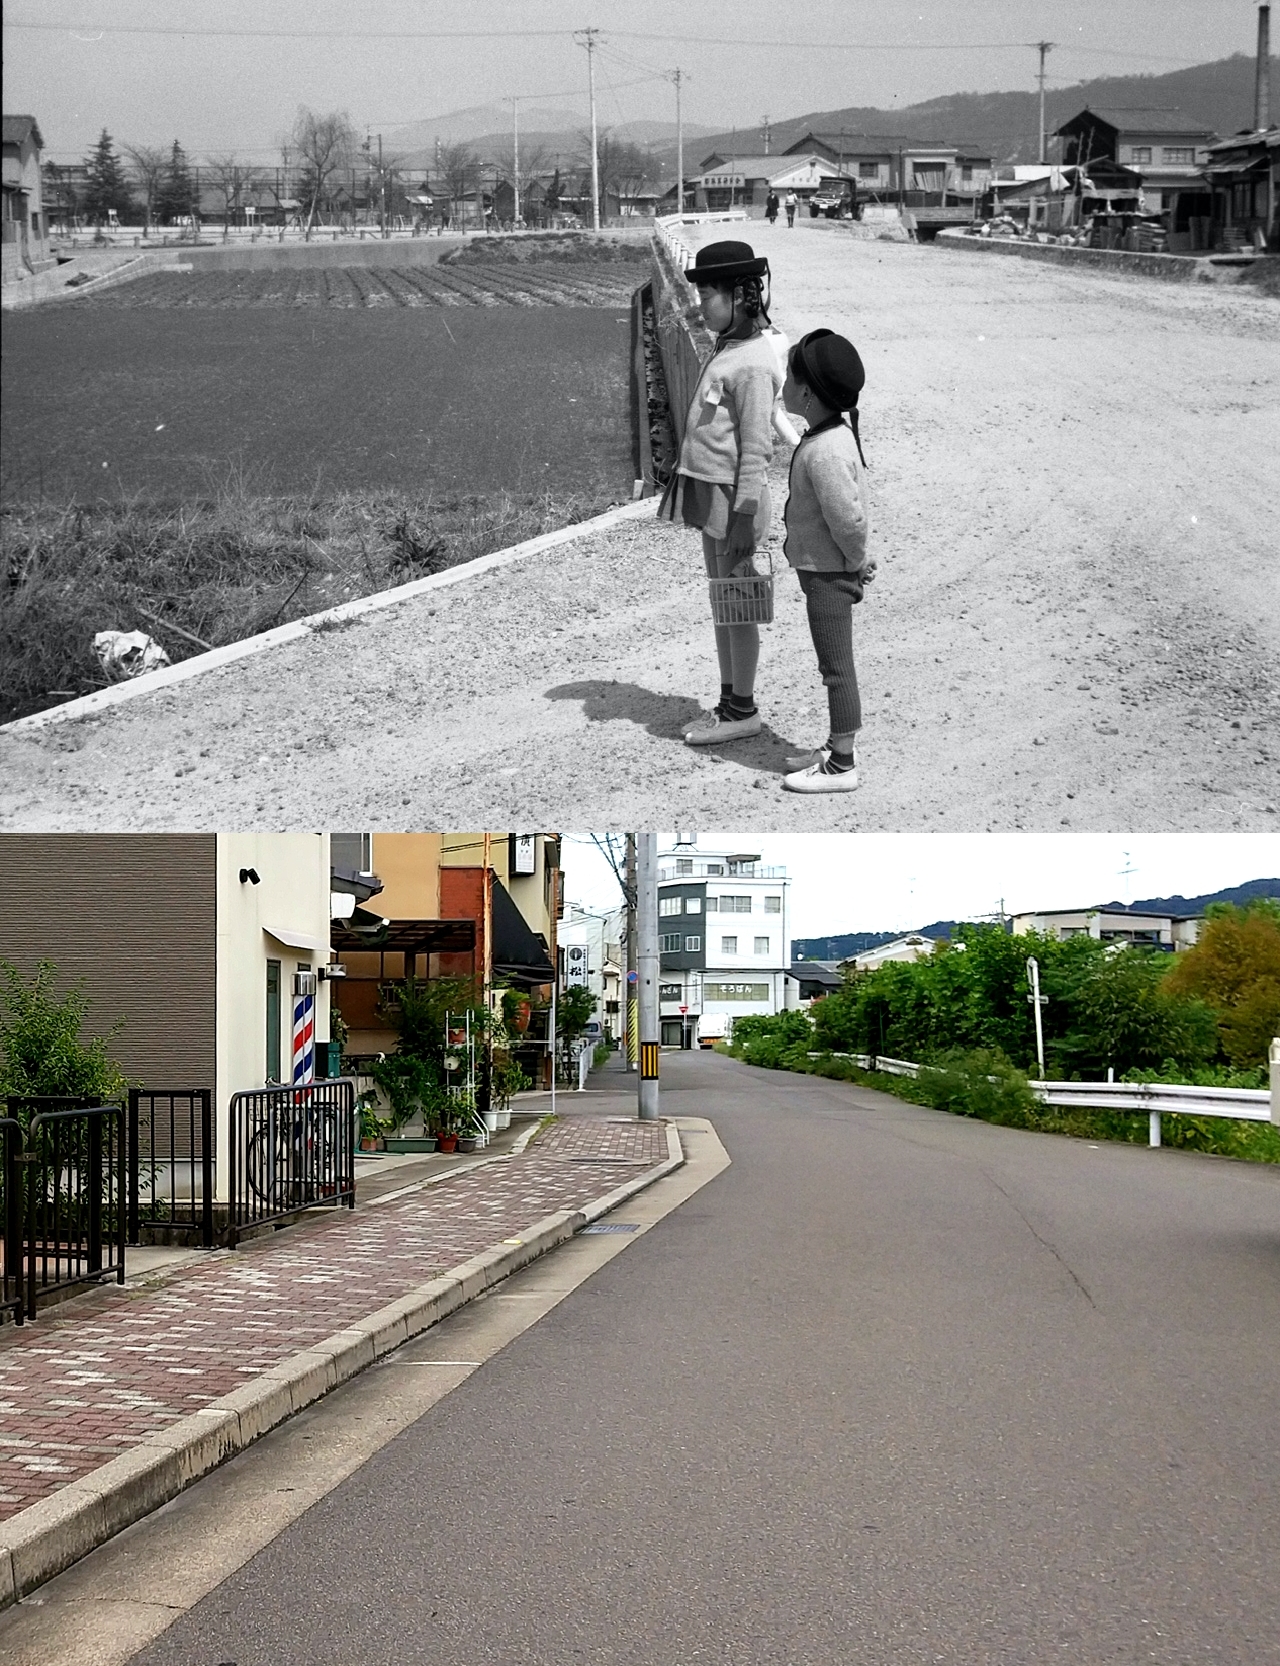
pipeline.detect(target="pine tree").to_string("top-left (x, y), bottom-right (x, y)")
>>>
top-left (81, 129), bottom-right (135, 223)
top-left (155, 140), bottom-right (197, 223)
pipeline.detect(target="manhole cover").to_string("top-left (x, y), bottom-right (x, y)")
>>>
top-left (581, 1222), bottom-right (641, 1234)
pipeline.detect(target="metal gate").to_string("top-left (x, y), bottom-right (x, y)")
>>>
top-left (227, 1079), bottom-right (355, 1245)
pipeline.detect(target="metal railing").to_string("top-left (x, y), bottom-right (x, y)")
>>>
top-left (127, 1089), bottom-right (215, 1248)
top-left (227, 1079), bottom-right (356, 1245)
top-left (813, 1052), bottom-right (1278, 1146)
top-left (1, 1098), bottom-right (126, 1323)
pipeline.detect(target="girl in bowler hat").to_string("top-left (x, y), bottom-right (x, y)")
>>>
top-left (660, 239), bottom-right (786, 746)
top-left (778, 329), bottom-right (875, 793)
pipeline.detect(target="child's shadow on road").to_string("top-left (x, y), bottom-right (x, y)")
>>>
top-left (545, 681), bottom-right (806, 775)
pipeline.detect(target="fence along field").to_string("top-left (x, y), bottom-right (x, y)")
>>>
top-left (0, 236), bottom-right (647, 723)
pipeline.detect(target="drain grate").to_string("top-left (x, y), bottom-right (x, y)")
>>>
top-left (581, 1222), bottom-right (641, 1234)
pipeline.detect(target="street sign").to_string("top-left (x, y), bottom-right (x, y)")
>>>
top-left (679, 1005), bottom-right (688, 1013)
top-left (627, 970), bottom-right (638, 984)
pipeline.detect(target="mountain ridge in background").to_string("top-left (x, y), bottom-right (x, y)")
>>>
top-left (791, 879), bottom-right (1280, 964)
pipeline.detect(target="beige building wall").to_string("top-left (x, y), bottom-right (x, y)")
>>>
top-left (368, 834), bottom-right (443, 918)
top-left (214, 834), bottom-right (332, 1197)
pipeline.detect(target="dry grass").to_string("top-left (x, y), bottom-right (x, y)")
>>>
top-left (0, 476), bottom-right (613, 723)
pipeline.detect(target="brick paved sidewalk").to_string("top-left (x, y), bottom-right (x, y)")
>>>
top-left (0, 1115), bottom-right (667, 1522)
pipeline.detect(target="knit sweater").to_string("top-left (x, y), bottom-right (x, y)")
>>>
top-left (782, 417), bottom-right (869, 574)
top-left (677, 330), bottom-right (780, 518)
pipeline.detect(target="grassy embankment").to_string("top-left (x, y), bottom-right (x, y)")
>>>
top-left (725, 1030), bottom-right (1279, 1165)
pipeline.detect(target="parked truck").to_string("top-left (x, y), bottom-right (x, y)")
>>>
top-left (697, 1014), bottom-right (730, 1049)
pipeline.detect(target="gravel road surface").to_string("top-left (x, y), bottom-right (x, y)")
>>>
top-left (3, 225), bottom-right (1276, 830)
top-left (114, 1051), bottom-right (1280, 1664)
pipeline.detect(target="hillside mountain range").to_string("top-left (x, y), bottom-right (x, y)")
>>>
top-left (674, 52), bottom-right (1273, 171)
top-left (791, 879), bottom-right (1280, 964)
top-left (384, 104), bottom-right (715, 173)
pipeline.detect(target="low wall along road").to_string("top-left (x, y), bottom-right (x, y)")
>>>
top-left (1, 222), bottom-right (1276, 830)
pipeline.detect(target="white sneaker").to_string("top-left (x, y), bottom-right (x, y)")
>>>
top-left (684, 707), bottom-right (763, 746)
top-left (782, 751), bottom-right (859, 792)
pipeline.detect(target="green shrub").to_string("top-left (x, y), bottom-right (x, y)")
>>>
top-left (0, 959), bottom-right (127, 1103)
top-left (914, 1049), bottom-right (1042, 1124)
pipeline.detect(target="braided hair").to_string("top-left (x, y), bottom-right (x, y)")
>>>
top-left (734, 271), bottom-right (772, 325)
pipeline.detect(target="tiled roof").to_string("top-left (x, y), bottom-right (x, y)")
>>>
top-left (2, 115), bottom-right (44, 149)
top-left (1059, 106), bottom-right (1215, 137)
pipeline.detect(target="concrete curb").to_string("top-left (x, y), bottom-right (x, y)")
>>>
top-left (0, 1125), bottom-right (682, 1607)
top-left (2, 496), bottom-right (658, 735)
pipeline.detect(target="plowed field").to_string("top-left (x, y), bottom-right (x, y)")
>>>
top-left (68, 262), bottom-right (642, 309)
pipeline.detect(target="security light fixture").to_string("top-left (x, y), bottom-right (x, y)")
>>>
top-left (239, 867), bottom-right (261, 885)
top-left (317, 964), bottom-right (347, 981)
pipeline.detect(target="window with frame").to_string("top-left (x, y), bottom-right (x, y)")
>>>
top-left (960, 165), bottom-right (974, 181)
top-left (659, 896), bottom-right (682, 916)
top-left (1130, 146), bottom-right (1152, 165)
top-left (1162, 147), bottom-right (1193, 164)
top-left (754, 936), bottom-right (770, 954)
top-left (705, 863), bottom-right (724, 875)
top-left (676, 858), bottom-right (693, 874)
top-left (685, 897), bottom-right (702, 914)
top-left (715, 895), bottom-right (752, 914)
top-left (660, 933), bottom-right (683, 953)
top-left (764, 895), bottom-right (781, 914)
top-left (721, 936), bottom-right (738, 954)
top-left (858, 161), bottom-right (879, 178)
top-left (684, 935), bottom-right (701, 952)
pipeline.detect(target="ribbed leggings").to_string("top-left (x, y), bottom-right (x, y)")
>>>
top-left (798, 568), bottom-right (863, 738)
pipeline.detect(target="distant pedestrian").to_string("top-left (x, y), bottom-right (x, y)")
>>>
top-left (784, 190), bottom-right (797, 227)
top-left (658, 241), bottom-right (784, 747)
top-left (777, 329), bottom-right (874, 794)
top-left (765, 190), bottom-right (780, 225)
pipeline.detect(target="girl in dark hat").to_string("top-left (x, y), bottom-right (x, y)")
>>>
top-left (660, 239), bottom-right (787, 746)
top-left (778, 328), bottom-right (875, 794)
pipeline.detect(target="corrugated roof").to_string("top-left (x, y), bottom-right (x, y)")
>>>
top-left (2, 115), bottom-right (44, 149)
top-left (1058, 106), bottom-right (1215, 137)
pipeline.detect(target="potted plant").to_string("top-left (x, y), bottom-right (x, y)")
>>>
top-left (358, 1095), bottom-right (386, 1152)
top-left (501, 987), bottom-right (532, 1034)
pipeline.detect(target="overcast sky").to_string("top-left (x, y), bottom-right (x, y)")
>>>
top-left (5, 1), bottom-right (1262, 161)
top-left (561, 834), bottom-right (1280, 944)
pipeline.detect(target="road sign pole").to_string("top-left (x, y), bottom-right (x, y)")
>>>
top-left (637, 832), bottom-right (660, 1120)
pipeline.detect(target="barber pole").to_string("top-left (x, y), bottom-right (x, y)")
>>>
top-left (292, 971), bottom-right (316, 1084)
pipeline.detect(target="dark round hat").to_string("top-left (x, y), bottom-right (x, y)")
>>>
top-left (684, 240), bottom-right (769, 284)
top-left (791, 328), bottom-right (866, 410)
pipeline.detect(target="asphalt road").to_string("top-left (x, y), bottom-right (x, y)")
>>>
top-left (117, 1051), bottom-right (1279, 1666)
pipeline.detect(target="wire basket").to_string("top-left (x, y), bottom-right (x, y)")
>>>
top-left (708, 552), bottom-right (774, 626)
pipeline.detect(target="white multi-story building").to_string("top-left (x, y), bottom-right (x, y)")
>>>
top-left (657, 837), bottom-right (790, 1046)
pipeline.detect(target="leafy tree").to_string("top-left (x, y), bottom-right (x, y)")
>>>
top-left (154, 141), bottom-right (197, 223)
top-left (124, 143), bottom-right (166, 233)
top-left (436, 141), bottom-right (479, 226)
top-left (207, 153), bottom-right (258, 229)
top-left (0, 960), bottom-right (127, 1102)
top-left (1165, 900), bottom-right (1280, 1067)
top-left (555, 983), bottom-right (598, 1048)
top-left (81, 129), bottom-right (135, 224)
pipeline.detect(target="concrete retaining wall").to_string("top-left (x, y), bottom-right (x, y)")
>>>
top-left (933, 230), bottom-right (1258, 285)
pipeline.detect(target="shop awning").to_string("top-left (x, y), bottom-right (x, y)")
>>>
top-left (491, 880), bottom-right (555, 985)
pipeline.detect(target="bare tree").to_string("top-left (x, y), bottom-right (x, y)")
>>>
top-left (208, 154), bottom-right (258, 235)
top-left (436, 141), bottom-right (479, 228)
top-left (124, 143), bottom-right (166, 236)
top-left (289, 106), bottom-right (357, 239)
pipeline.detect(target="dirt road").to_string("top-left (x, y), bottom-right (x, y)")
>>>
top-left (2, 224), bottom-right (1276, 831)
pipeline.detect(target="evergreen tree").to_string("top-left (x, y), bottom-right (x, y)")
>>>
top-left (81, 129), bottom-right (135, 223)
top-left (155, 140), bottom-right (197, 222)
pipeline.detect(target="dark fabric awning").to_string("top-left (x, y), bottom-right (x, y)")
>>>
top-left (332, 917), bottom-right (476, 954)
top-left (491, 880), bottom-right (555, 985)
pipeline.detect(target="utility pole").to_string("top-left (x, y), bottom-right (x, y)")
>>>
top-left (1257, 4), bottom-right (1271, 133)
top-left (1035, 41), bottom-right (1054, 166)
top-left (762, 113), bottom-right (771, 155)
top-left (671, 68), bottom-right (685, 215)
top-left (378, 132), bottom-right (386, 237)
top-left (512, 97), bottom-right (521, 226)
top-left (625, 834), bottom-right (638, 1070)
top-left (637, 832), bottom-right (660, 1120)
top-left (576, 27), bottom-right (601, 231)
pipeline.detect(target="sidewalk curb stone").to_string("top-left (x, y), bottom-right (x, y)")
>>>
top-left (0, 1122), bottom-right (682, 1607)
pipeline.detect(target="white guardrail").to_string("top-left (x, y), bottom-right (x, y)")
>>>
top-left (653, 210), bottom-right (749, 275)
top-left (811, 1041), bottom-right (1280, 1148)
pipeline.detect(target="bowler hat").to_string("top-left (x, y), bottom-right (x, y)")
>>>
top-left (791, 328), bottom-right (865, 411)
top-left (684, 240), bottom-right (769, 284)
